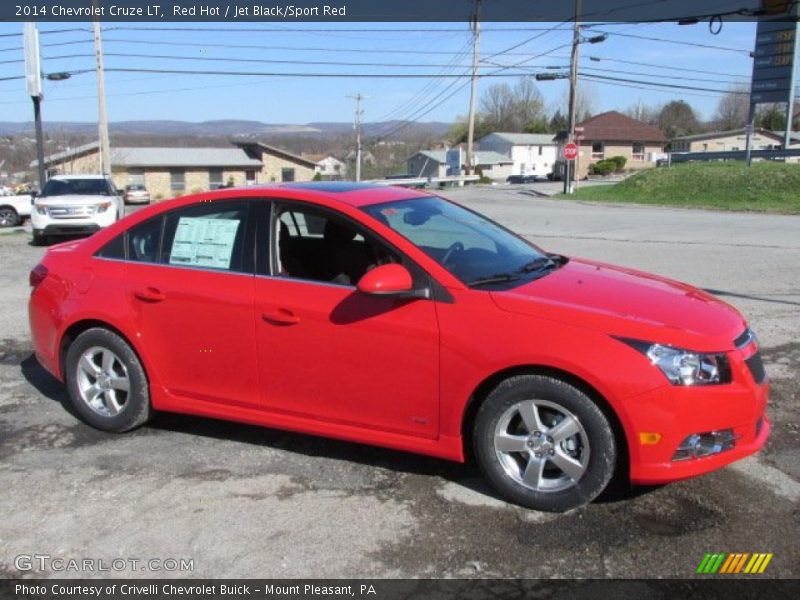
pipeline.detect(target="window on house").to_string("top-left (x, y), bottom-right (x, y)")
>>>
top-left (632, 142), bottom-right (645, 161)
top-left (127, 168), bottom-right (145, 186)
top-left (170, 169), bottom-right (185, 194)
top-left (245, 169), bottom-right (257, 185)
top-left (702, 143), bottom-right (708, 151)
top-left (209, 168), bottom-right (224, 189)
top-left (281, 168), bottom-right (295, 182)
top-left (591, 142), bottom-right (605, 160)
top-left (538, 145), bottom-right (543, 155)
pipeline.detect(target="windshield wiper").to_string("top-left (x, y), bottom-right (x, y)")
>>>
top-left (468, 273), bottom-right (522, 287)
top-left (517, 256), bottom-right (556, 273)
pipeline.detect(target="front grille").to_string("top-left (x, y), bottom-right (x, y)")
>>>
top-left (745, 352), bottom-right (766, 384)
top-left (47, 205), bottom-right (96, 219)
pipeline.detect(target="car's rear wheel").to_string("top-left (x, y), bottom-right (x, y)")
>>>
top-left (65, 328), bottom-right (151, 432)
top-left (474, 374), bottom-right (617, 512)
top-left (0, 206), bottom-right (19, 228)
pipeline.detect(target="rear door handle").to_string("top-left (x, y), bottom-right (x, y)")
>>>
top-left (262, 308), bottom-right (300, 326)
top-left (133, 287), bottom-right (166, 303)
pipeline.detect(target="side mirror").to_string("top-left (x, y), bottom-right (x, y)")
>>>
top-left (357, 264), bottom-right (428, 299)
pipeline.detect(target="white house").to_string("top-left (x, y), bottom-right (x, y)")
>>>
top-left (406, 149), bottom-right (513, 181)
top-left (477, 132), bottom-right (558, 178)
top-left (304, 154), bottom-right (347, 180)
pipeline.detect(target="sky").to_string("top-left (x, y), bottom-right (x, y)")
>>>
top-left (0, 19), bottom-right (763, 127)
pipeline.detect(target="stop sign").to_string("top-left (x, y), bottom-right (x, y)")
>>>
top-left (563, 143), bottom-right (578, 161)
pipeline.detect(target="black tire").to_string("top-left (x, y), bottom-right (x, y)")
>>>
top-left (64, 327), bottom-right (151, 432)
top-left (473, 374), bottom-right (617, 512)
top-left (32, 230), bottom-right (49, 246)
top-left (0, 206), bottom-right (19, 228)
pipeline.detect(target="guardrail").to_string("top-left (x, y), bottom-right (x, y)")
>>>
top-left (366, 175), bottom-right (481, 188)
top-left (669, 149), bottom-right (800, 163)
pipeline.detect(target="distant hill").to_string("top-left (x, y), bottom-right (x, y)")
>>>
top-left (0, 119), bottom-right (451, 140)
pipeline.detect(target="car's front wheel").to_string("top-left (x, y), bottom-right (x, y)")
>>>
top-left (0, 206), bottom-right (19, 228)
top-left (474, 374), bottom-right (617, 512)
top-left (65, 327), bottom-right (151, 432)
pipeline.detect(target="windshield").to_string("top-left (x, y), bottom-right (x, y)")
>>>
top-left (41, 178), bottom-right (113, 197)
top-left (362, 196), bottom-right (561, 288)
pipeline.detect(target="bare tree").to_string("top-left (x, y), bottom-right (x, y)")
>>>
top-left (657, 100), bottom-right (701, 138)
top-left (479, 76), bottom-right (547, 132)
top-left (714, 86), bottom-right (751, 130)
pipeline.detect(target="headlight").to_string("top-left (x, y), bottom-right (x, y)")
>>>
top-left (96, 202), bottom-right (111, 212)
top-left (617, 338), bottom-right (730, 386)
top-left (34, 204), bottom-right (47, 215)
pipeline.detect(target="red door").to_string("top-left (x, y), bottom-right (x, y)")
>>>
top-left (254, 277), bottom-right (440, 439)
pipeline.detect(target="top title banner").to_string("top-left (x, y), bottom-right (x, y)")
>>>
top-left (3, 0), bottom-right (797, 22)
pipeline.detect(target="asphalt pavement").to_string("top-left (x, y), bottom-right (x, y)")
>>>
top-left (0, 188), bottom-right (798, 578)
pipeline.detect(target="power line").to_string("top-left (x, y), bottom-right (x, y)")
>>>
top-left (100, 67), bottom-right (552, 79)
top-left (578, 72), bottom-right (751, 94)
top-left (105, 25), bottom-right (579, 34)
top-left (580, 65), bottom-right (751, 85)
top-left (584, 55), bottom-right (750, 79)
top-left (583, 27), bottom-right (752, 54)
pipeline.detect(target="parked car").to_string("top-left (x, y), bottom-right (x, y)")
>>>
top-left (31, 175), bottom-right (122, 245)
top-left (123, 184), bottom-right (151, 205)
top-left (506, 174), bottom-right (547, 184)
top-left (28, 182), bottom-right (769, 512)
top-left (0, 193), bottom-right (32, 227)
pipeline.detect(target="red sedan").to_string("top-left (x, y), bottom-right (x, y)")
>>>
top-left (28, 183), bottom-right (769, 511)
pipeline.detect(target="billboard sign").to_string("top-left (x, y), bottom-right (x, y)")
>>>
top-left (750, 12), bottom-right (799, 104)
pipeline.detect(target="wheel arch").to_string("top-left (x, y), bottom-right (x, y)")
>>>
top-left (59, 319), bottom-right (148, 383)
top-left (460, 364), bottom-right (630, 479)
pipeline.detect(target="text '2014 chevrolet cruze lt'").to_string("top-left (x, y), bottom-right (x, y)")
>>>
top-left (28, 183), bottom-right (769, 511)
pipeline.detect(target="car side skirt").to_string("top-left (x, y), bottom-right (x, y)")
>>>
top-left (151, 386), bottom-right (466, 462)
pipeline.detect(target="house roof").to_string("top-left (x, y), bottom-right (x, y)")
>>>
top-left (672, 128), bottom-right (798, 143)
top-left (231, 141), bottom-right (318, 167)
top-left (479, 132), bottom-right (557, 145)
top-left (412, 149), bottom-right (513, 165)
top-left (33, 142), bottom-right (263, 169)
top-left (573, 111), bottom-right (667, 143)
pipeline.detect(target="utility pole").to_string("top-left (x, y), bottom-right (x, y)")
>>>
top-left (92, 0), bottom-right (111, 176)
top-left (23, 23), bottom-right (46, 192)
top-left (347, 93), bottom-right (366, 182)
top-left (564, 0), bottom-right (583, 194)
top-left (465, 0), bottom-right (481, 176)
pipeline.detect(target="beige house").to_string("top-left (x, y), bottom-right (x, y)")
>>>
top-left (555, 111), bottom-right (667, 179)
top-left (671, 128), bottom-right (794, 152)
top-left (233, 141), bottom-right (317, 183)
top-left (35, 140), bottom-right (316, 200)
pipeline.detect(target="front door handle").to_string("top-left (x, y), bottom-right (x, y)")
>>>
top-left (262, 308), bottom-right (300, 326)
top-left (133, 287), bottom-right (166, 303)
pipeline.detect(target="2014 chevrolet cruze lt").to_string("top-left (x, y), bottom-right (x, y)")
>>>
top-left (28, 183), bottom-right (769, 511)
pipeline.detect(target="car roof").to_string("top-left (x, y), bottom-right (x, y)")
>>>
top-left (50, 174), bottom-right (109, 180)
top-left (244, 182), bottom-right (433, 208)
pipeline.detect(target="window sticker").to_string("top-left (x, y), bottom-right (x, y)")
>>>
top-left (169, 217), bottom-right (241, 269)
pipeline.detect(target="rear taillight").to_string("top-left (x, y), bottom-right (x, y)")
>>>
top-left (29, 263), bottom-right (48, 288)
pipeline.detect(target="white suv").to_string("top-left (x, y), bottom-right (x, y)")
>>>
top-left (31, 175), bottom-right (122, 245)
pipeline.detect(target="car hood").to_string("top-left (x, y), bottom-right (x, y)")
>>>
top-left (36, 194), bottom-right (114, 206)
top-left (489, 257), bottom-right (746, 352)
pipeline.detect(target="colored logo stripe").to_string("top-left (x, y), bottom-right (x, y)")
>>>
top-left (698, 553), bottom-right (773, 574)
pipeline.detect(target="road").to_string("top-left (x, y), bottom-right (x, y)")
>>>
top-left (0, 188), bottom-right (798, 579)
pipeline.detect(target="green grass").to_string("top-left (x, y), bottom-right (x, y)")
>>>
top-left (556, 162), bottom-right (800, 214)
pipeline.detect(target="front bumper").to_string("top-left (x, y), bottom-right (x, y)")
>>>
top-left (31, 207), bottom-right (115, 236)
top-left (625, 341), bottom-right (770, 484)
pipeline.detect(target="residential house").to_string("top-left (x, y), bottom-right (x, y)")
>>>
top-left (555, 111), bottom-right (667, 179)
top-left (233, 141), bottom-right (317, 183)
top-left (477, 132), bottom-right (558, 178)
top-left (671, 128), bottom-right (798, 154)
top-left (406, 149), bottom-right (513, 181)
top-left (303, 153), bottom-right (347, 180)
top-left (34, 141), bottom-right (263, 200)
